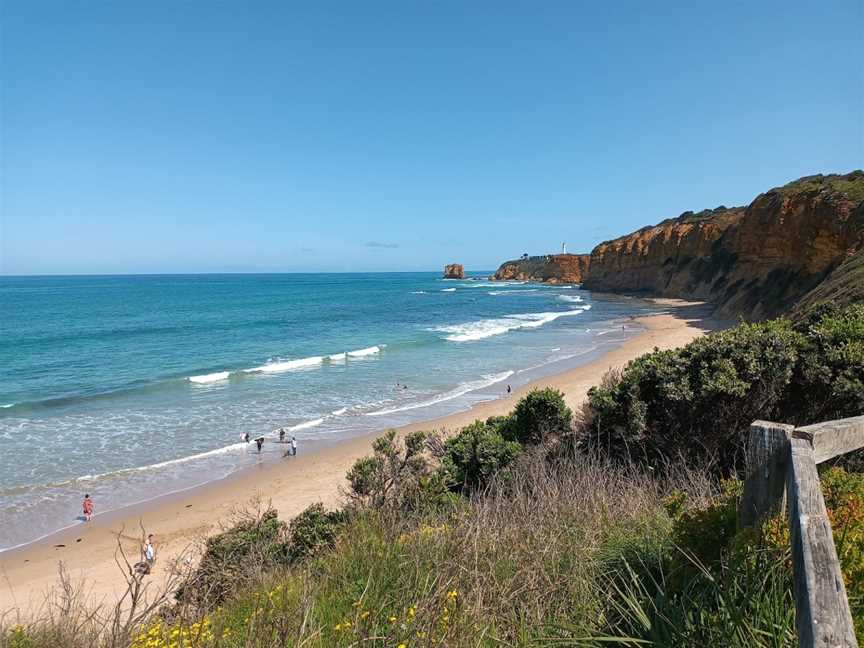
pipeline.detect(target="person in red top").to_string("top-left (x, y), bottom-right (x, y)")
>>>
top-left (82, 494), bottom-right (94, 522)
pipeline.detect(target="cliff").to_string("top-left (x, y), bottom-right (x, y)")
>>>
top-left (583, 171), bottom-right (864, 319)
top-left (492, 253), bottom-right (590, 284)
top-left (443, 263), bottom-right (465, 279)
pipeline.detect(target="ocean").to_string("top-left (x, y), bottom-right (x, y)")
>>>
top-left (0, 273), bottom-right (659, 550)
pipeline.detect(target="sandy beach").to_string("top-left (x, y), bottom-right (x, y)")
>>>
top-left (0, 300), bottom-right (722, 617)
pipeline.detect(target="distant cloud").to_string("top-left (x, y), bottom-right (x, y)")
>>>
top-left (300, 247), bottom-right (315, 253)
top-left (365, 241), bottom-right (399, 249)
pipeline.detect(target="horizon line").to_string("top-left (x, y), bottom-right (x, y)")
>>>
top-left (0, 269), bottom-right (497, 279)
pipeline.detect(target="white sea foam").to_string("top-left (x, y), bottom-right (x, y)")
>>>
top-left (582, 304), bottom-right (592, 310)
top-left (434, 308), bottom-right (587, 342)
top-left (557, 294), bottom-right (584, 303)
top-left (0, 403), bottom-right (14, 409)
top-left (331, 407), bottom-right (348, 416)
top-left (441, 288), bottom-right (456, 292)
top-left (410, 291), bottom-right (427, 294)
top-left (366, 370), bottom-right (514, 417)
top-left (347, 346), bottom-right (381, 357)
top-left (328, 352), bottom-right (347, 361)
top-left (188, 371), bottom-right (230, 384)
top-left (596, 328), bottom-right (621, 336)
top-left (289, 417), bottom-right (324, 431)
top-left (68, 441), bottom-right (252, 483)
top-left (488, 289), bottom-right (539, 296)
top-left (244, 356), bottom-right (324, 373)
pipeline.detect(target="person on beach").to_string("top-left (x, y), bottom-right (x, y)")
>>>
top-left (255, 437), bottom-right (264, 452)
top-left (279, 428), bottom-right (285, 443)
top-left (82, 494), bottom-right (94, 521)
top-left (144, 533), bottom-right (156, 564)
top-left (241, 432), bottom-right (250, 443)
top-left (291, 435), bottom-right (297, 456)
top-left (134, 534), bottom-right (156, 575)
top-left (507, 385), bottom-right (512, 396)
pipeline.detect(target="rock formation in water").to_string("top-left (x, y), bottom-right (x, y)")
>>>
top-left (492, 254), bottom-right (590, 284)
top-left (443, 263), bottom-right (465, 279)
top-left (583, 171), bottom-right (864, 319)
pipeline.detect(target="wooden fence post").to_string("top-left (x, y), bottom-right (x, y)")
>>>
top-left (740, 420), bottom-right (795, 528)
top-left (787, 437), bottom-right (858, 648)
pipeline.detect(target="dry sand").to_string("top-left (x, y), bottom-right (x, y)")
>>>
top-left (0, 299), bottom-right (723, 616)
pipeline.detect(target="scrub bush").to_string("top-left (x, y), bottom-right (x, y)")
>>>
top-left (510, 387), bottom-right (573, 444)
top-left (440, 419), bottom-right (521, 491)
top-left (582, 305), bottom-right (864, 471)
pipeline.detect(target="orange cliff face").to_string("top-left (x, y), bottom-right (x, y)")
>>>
top-left (583, 171), bottom-right (864, 319)
top-left (584, 208), bottom-right (744, 297)
top-left (492, 254), bottom-right (590, 284)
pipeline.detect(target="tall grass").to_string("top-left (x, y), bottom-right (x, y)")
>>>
top-left (3, 449), bottom-right (806, 648)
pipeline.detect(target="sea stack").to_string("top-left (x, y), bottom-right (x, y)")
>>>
top-left (443, 263), bottom-right (465, 279)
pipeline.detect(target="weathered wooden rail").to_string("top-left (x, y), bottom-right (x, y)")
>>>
top-left (740, 415), bottom-right (864, 648)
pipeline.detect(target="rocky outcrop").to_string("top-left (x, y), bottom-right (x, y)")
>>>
top-left (583, 171), bottom-right (864, 319)
top-left (443, 263), bottom-right (465, 279)
top-left (492, 254), bottom-right (590, 284)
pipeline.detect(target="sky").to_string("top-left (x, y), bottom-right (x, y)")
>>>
top-left (1, 1), bottom-right (862, 275)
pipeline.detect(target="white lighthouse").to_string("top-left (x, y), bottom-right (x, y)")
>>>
top-left (562, 242), bottom-right (567, 254)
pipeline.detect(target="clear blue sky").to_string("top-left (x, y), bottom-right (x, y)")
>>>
top-left (1, 1), bottom-right (862, 275)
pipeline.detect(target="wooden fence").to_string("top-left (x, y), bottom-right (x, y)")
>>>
top-left (740, 415), bottom-right (864, 648)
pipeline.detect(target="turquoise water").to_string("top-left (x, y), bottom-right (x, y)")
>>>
top-left (0, 273), bottom-right (658, 550)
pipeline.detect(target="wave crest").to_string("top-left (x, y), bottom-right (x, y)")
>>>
top-left (433, 308), bottom-right (588, 342)
top-left (188, 371), bottom-right (230, 384)
top-left (244, 356), bottom-right (324, 373)
top-left (347, 346), bottom-right (381, 357)
top-left (366, 370), bottom-right (514, 417)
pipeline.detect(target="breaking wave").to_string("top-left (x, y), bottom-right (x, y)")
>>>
top-left (188, 371), bottom-right (230, 384)
top-left (347, 345), bottom-right (381, 357)
top-left (366, 370), bottom-right (514, 417)
top-left (244, 356), bottom-right (324, 373)
top-left (432, 308), bottom-right (588, 342)
top-left (288, 418), bottom-right (324, 431)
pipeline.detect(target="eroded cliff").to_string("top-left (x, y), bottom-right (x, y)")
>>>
top-left (492, 254), bottom-right (590, 284)
top-left (583, 171), bottom-right (864, 319)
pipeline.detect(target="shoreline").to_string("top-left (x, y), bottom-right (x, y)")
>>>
top-left (0, 299), bottom-right (724, 615)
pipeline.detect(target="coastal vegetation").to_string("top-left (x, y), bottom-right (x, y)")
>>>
top-left (3, 304), bottom-right (863, 647)
top-left (583, 303), bottom-right (864, 470)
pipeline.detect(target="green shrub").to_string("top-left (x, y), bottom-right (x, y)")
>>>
top-left (511, 387), bottom-right (573, 444)
top-left (176, 507), bottom-right (289, 607)
top-left (785, 303), bottom-right (864, 425)
top-left (286, 503), bottom-right (346, 561)
top-left (346, 429), bottom-right (431, 509)
top-left (3, 626), bottom-right (37, 648)
top-left (669, 480), bottom-right (742, 568)
top-left (440, 420), bottom-right (521, 491)
top-left (582, 305), bottom-right (864, 470)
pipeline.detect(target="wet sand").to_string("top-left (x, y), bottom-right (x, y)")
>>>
top-left (0, 299), bottom-right (723, 616)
